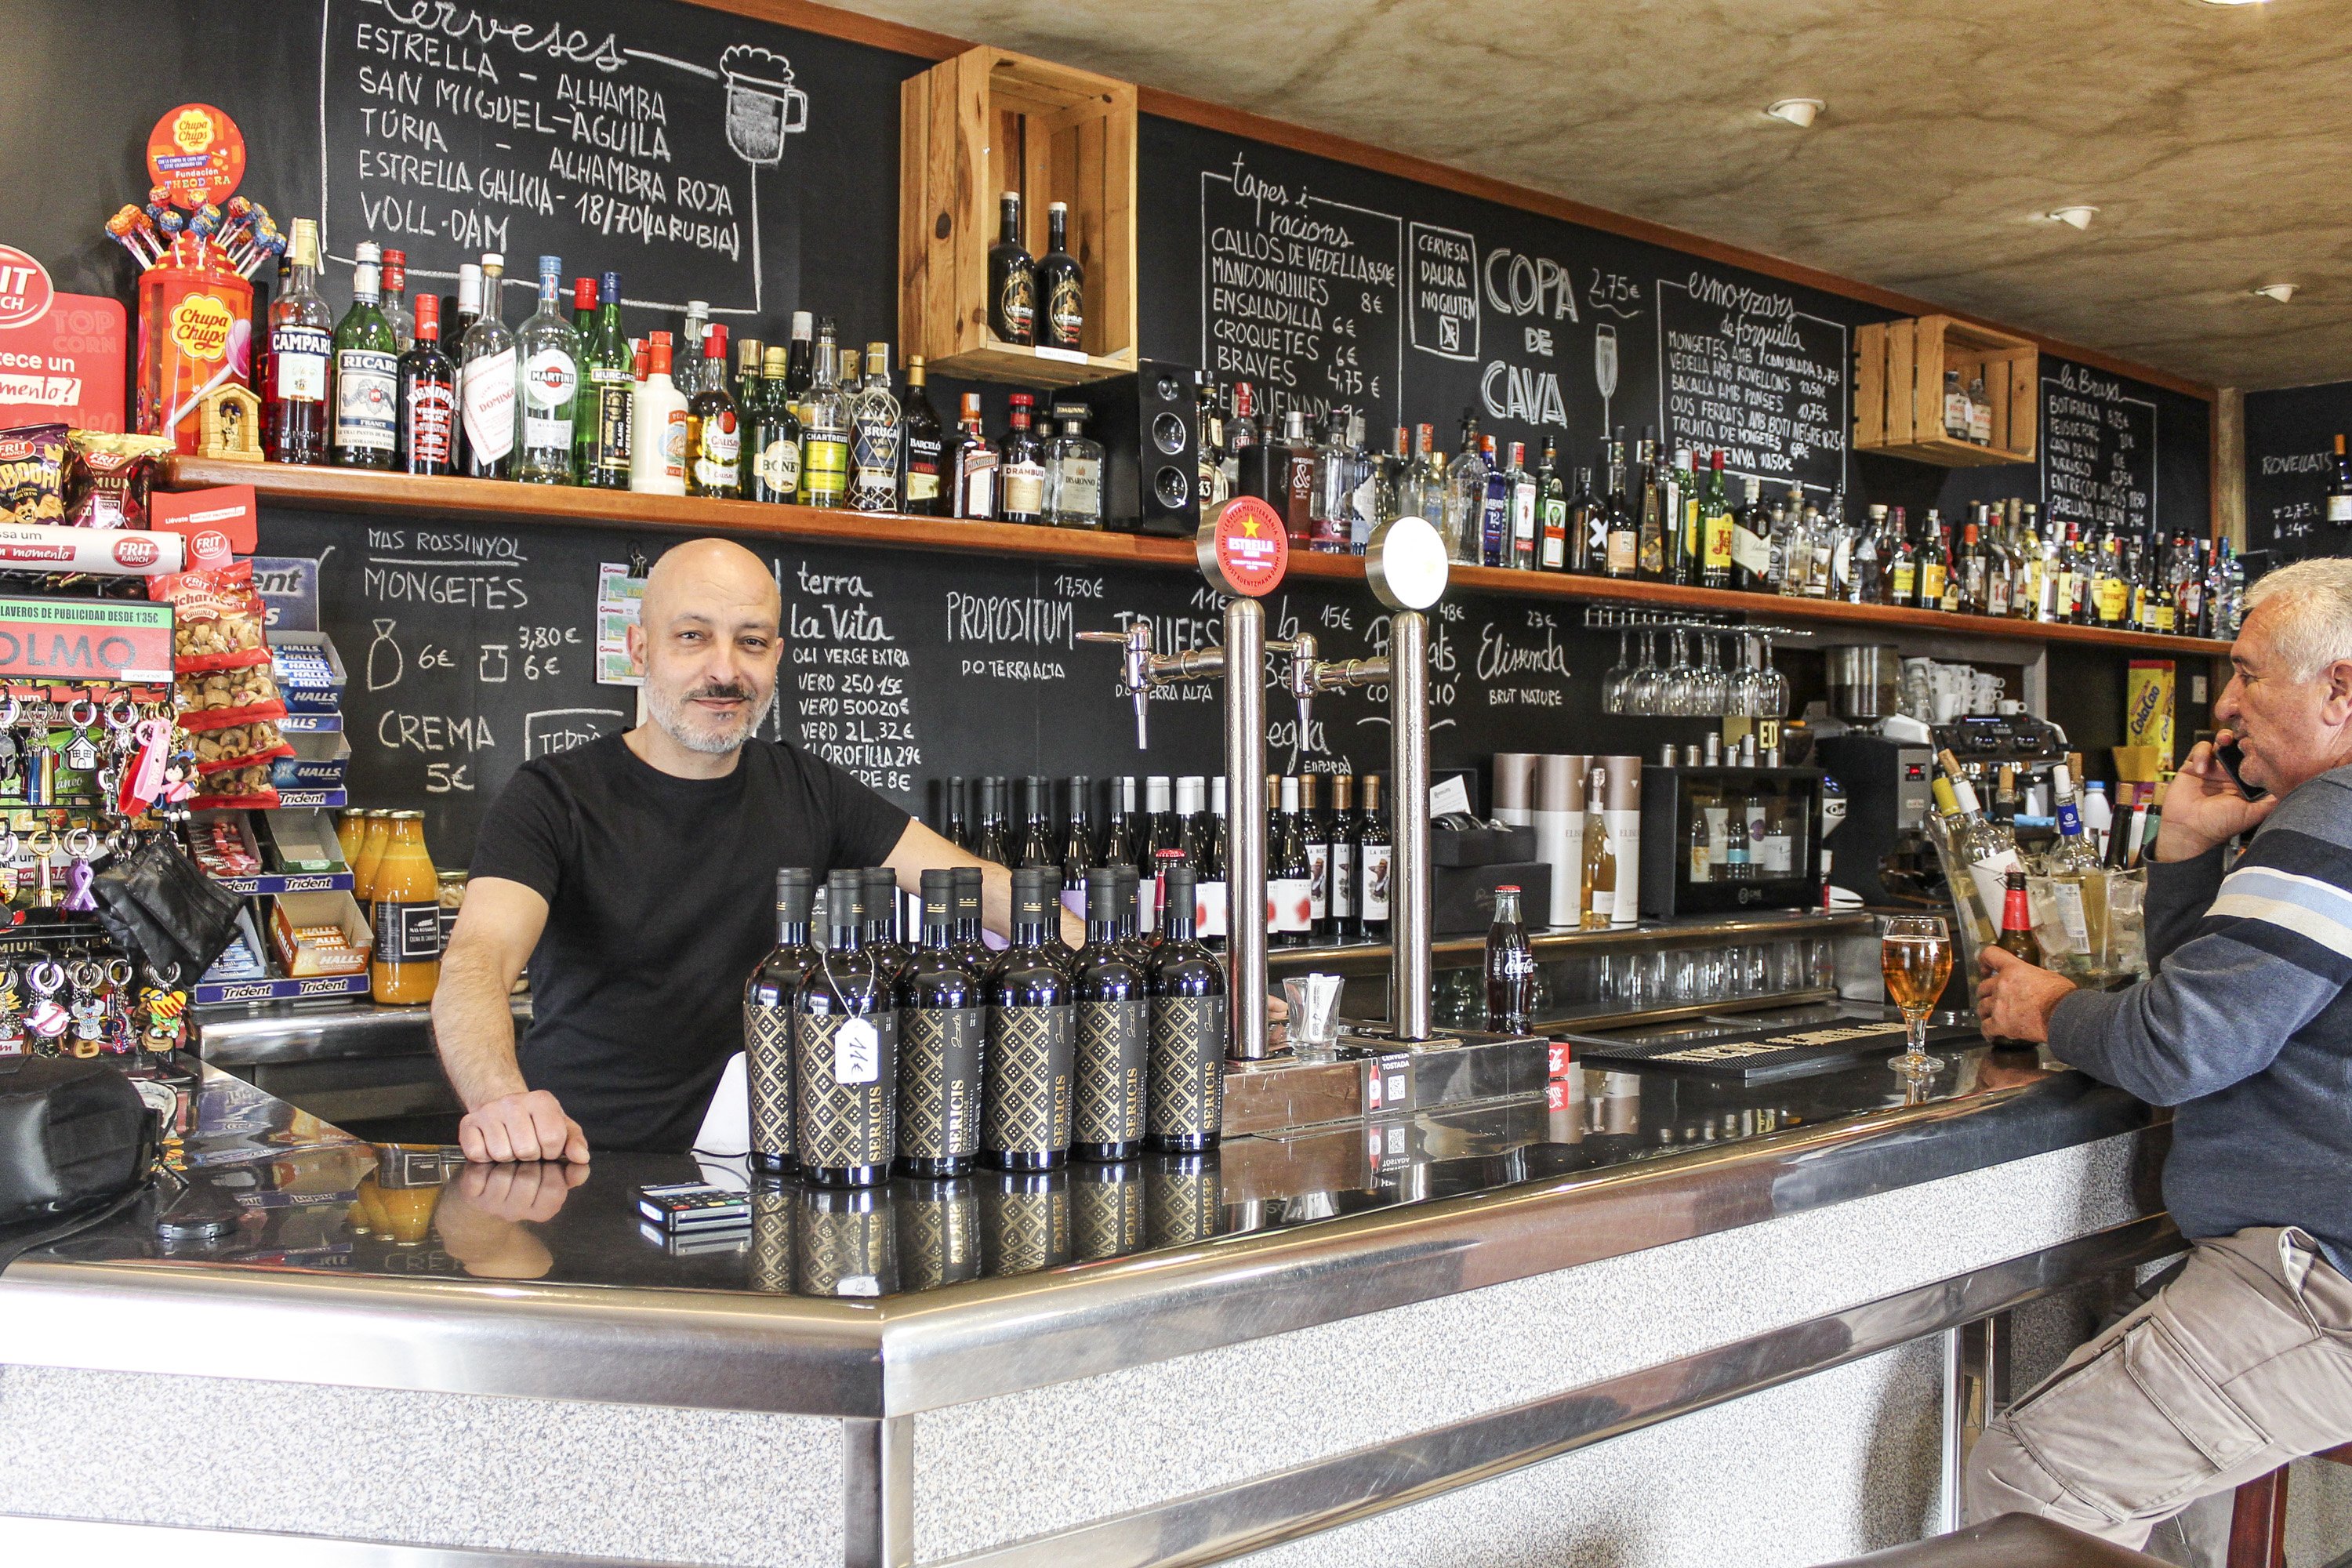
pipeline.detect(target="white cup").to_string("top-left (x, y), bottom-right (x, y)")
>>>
top-left (1971, 671), bottom-right (2005, 715)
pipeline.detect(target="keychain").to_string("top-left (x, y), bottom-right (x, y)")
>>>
top-left (61, 826), bottom-right (99, 913)
top-left (0, 965), bottom-right (24, 1057)
top-left (0, 826), bottom-right (20, 909)
top-left (27, 828), bottom-right (56, 909)
top-left (63, 699), bottom-right (99, 772)
top-left (140, 965), bottom-right (187, 1058)
top-left (24, 960), bottom-right (68, 1052)
top-left (103, 958), bottom-right (135, 1054)
top-left (0, 695), bottom-right (22, 790)
top-left (67, 959), bottom-right (106, 1058)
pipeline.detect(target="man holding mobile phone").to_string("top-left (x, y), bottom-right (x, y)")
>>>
top-left (1966, 557), bottom-right (2352, 1549)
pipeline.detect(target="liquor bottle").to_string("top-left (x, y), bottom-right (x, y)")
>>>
top-left (457, 252), bottom-right (517, 479)
top-left (448, 263), bottom-right (481, 473)
top-left (379, 247), bottom-right (415, 353)
top-left (1356, 773), bottom-right (1392, 942)
top-left (1700, 452), bottom-right (1734, 590)
top-left (1969, 372), bottom-right (1994, 445)
top-left (748, 345), bottom-right (802, 503)
top-left (973, 775), bottom-right (1013, 866)
top-left (1958, 515), bottom-right (1987, 614)
top-left (395, 292), bottom-right (456, 477)
top-left (1000, 393), bottom-right (1047, 524)
top-left (267, 218), bottom-right (334, 465)
top-left (1809, 494), bottom-right (1840, 598)
top-left (1146, 863), bottom-right (1226, 1153)
top-left (1269, 774), bottom-right (1314, 946)
top-left (2176, 535), bottom-right (2206, 637)
top-left (1670, 448), bottom-right (1701, 586)
top-left (1195, 379), bottom-right (1229, 510)
top-left (895, 869), bottom-right (985, 1179)
top-left (1014, 775), bottom-right (1055, 869)
top-left (1537, 439), bottom-right (1569, 571)
top-left (951, 866), bottom-right (993, 978)
top-left (1308, 412), bottom-right (1353, 554)
top-left (1508, 441), bottom-right (1540, 569)
top-left (1484, 884), bottom-right (1535, 1033)
top-left (1136, 776), bottom-right (1175, 935)
top-left (579, 271), bottom-right (632, 489)
top-left (1943, 368), bottom-right (1971, 441)
top-left (794, 869), bottom-right (896, 1189)
top-left (2331, 434), bottom-right (2352, 529)
top-left (1327, 772), bottom-right (1359, 942)
top-left (781, 311), bottom-right (815, 425)
top-left (1073, 866), bottom-right (1149, 1163)
top-left (1602, 433), bottom-right (1639, 579)
top-left (1936, 750), bottom-right (2026, 921)
top-left (983, 866), bottom-right (1075, 1171)
top-left (746, 866), bottom-right (815, 1176)
top-left (1195, 775), bottom-right (1232, 945)
top-left (988, 191), bottom-right (1036, 346)
top-left (1445, 419), bottom-right (1488, 565)
top-left (1100, 775), bottom-right (1138, 873)
top-left (1994, 870), bottom-right (2043, 967)
top-left (1635, 430), bottom-right (1669, 579)
top-left (1056, 773), bottom-right (1095, 908)
top-left (1721, 791), bottom-right (1751, 882)
top-left (862, 866), bottom-right (908, 981)
top-left (1851, 504), bottom-right (1885, 603)
top-left (1566, 465), bottom-right (1601, 575)
top-left (901, 356), bottom-right (946, 516)
top-left (684, 325), bottom-right (740, 497)
top-left (1915, 510), bottom-right (1947, 610)
top-left (844, 341), bottom-right (903, 512)
top-left (513, 256), bottom-right (581, 484)
top-left (630, 331), bottom-right (688, 495)
top-left (1037, 200), bottom-right (1084, 353)
top-left (1044, 402), bottom-right (1105, 528)
top-left (331, 241), bottom-right (399, 470)
top-left (1580, 765), bottom-right (1616, 929)
top-left (798, 321), bottom-right (851, 509)
top-left (944, 775), bottom-right (971, 851)
top-left (1299, 773), bottom-right (1333, 939)
top-left (1772, 486), bottom-right (1806, 597)
top-left (2095, 531), bottom-right (2129, 626)
top-left (1475, 434), bottom-right (1514, 568)
top-left (1686, 792), bottom-right (1714, 884)
top-left (1264, 408), bottom-right (1312, 543)
top-left (1730, 476), bottom-right (1769, 592)
top-left (949, 392), bottom-right (999, 518)
top-left (1113, 863), bottom-right (1152, 966)
top-left (1991, 763), bottom-right (2019, 827)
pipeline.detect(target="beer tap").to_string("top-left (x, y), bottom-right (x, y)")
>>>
top-left (1279, 630), bottom-right (1392, 751)
top-left (1080, 498), bottom-right (1299, 1062)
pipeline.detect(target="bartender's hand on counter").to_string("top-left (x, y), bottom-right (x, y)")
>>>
top-left (2156, 734), bottom-right (2277, 862)
top-left (1974, 948), bottom-right (2077, 1045)
top-left (459, 1088), bottom-right (590, 1164)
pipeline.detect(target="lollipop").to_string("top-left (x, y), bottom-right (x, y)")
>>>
top-left (147, 185), bottom-right (171, 211)
top-left (154, 207), bottom-right (184, 239)
top-left (104, 206), bottom-right (159, 268)
top-left (224, 196), bottom-right (251, 222)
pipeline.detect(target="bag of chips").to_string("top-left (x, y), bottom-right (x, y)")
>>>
top-left (176, 662), bottom-right (285, 728)
top-left (147, 560), bottom-right (269, 673)
top-left (66, 431), bottom-right (177, 528)
top-left (0, 425), bottom-right (68, 526)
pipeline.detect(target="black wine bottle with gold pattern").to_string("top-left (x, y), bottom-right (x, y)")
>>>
top-left (1072, 866), bottom-right (1148, 1162)
top-left (1146, 864), bottom-right (1228, 1152)
top-left (745, 867), bottom-right (815, 1177)
top-left (793, 869), bottom-right (897, 1188)
top-left (982, 866), bottom-right (1073, 1171)
top-left (895, 869), bottom-right (985, 1179)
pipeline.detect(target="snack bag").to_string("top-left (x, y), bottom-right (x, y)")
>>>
top-left (0, 425), bottom-right (69, 525)
top-left (148, 558), bottom-right (268, 672)
top-left (67, 431), bottom-right (178, 528)
top-left (182, 719), bottom-right (292, 775)
top-left (176, 661), bottom-right (285, 727)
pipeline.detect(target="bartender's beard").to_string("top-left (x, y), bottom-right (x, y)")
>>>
top-left (647, 677), bottom-right (765, 755)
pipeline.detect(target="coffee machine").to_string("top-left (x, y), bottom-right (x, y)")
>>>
top-left (1812, 734), bottom-right (1936, 907)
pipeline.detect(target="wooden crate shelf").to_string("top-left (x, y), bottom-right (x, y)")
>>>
top-left (1856, 315), bottom-right (2038, 466)
top-left (164, 458), bottom-right (2230, 659)
top-left (900, 46), bottom-right (1138, 387)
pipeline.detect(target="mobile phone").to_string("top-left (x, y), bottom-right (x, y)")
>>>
top-left (2215, 739), bottom-right (2267, 801)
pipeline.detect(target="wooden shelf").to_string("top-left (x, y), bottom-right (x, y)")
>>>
top-left (165, 459), bottom-right (2231, 658)
top-left (924, 339), bottom-right (1136, 388)
top-left (1857, 315), bottom-right (2038, 468)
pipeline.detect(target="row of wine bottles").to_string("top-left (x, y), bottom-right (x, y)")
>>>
top-left (743, 864), bottom-right (1227, 1190)
top-left (943, 772), bottom-right (1397, 946)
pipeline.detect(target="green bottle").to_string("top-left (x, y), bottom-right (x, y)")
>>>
top-left (580, 270), bottom-right (632, 489)
top-left (750, 344), bottom-right (802, 503)
top-left (330, 240), bottom-right (400, 470)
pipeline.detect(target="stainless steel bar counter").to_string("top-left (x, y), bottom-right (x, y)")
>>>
top-left (0, 1004), bottom-right (2169, 1568)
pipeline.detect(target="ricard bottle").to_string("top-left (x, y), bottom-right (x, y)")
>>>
top-left (895, 869), bottom-right (985, 1179)
top-left (745, 867), bottom-right (815, 1176)
top-left (330, 241), bottom-right (398, 470)
top-left (983, 866), bottom-right (1075, 1171)
top-left (793, 869), bottom-right (897, 1189)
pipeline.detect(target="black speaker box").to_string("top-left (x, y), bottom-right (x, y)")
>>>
top-left (1084, 360), bottom-right (1200, 536)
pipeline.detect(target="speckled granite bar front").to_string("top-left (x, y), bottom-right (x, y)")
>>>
top-left (0, 1367), bottom-right (842, 1567)
top-left (910, 1131), bottom-right (2149, 1560)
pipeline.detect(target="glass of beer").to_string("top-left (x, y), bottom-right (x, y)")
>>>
top-left (1882, 914), bottom-right (1953, 1077)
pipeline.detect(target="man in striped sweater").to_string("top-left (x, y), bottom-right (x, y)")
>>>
top-left (1963, 557), bottom-right (2352, 1550)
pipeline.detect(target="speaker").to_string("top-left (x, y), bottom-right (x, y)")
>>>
top-left (1087, 360), bottom-right (1200, 536)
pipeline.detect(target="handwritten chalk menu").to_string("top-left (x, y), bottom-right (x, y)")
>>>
top-left (1200, 152), bottom-right (1402, 432)
top-left (1654, 270), bottom-right (1848, 497)
top-left (785, 561), bottom-right (920, 794)
top-left (2040, 361), bottom-right (2156, 537)
top-left (321, 0), bottom-right (811, 312)
top-left (2241, 380), bottom-right (2352, 564)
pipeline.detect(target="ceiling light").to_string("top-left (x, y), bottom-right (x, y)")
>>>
top-left (2198, 1), bottom-right (2269, 7)
top-left (1764, 98), bottom-right (1823, 129)
top-left (2045, 205), bottom-right (2100, 230)
top-left (2252, 283), bottom-right (2298, 303)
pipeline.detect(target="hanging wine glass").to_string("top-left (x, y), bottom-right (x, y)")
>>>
top-left (1663, 628), bottom-right (1698, 717)
top-left (1759, 634), bottom-right (1791, 719)
top-left (1697, 633), bottom-right (1730, 717)
top-left (1628, 630), bottom-right (1663, 716)
top-left (1602, 630), bottom-right (1632, 715)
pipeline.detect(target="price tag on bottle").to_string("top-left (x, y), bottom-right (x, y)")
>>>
top-left (836, 1015), bottom-right (880, 1085)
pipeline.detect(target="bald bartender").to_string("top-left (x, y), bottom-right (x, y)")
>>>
top-left (432, 539), bottom-right (1070, 1163)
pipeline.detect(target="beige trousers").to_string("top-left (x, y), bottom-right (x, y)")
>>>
top-left (1965, 1226), bottom-right (2352, 1550)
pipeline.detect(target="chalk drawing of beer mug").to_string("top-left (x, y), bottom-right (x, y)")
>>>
top-left (722, 45), bottom-right (810, 165)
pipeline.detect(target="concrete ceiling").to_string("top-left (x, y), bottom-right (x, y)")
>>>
top-left (831, 0), bottom-right (2352, 391)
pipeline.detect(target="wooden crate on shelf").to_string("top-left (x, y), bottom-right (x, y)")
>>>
top-left (898, 45), bottom-right (1138, 387)
top-left (1854, 315), bottom-right (2037, 466)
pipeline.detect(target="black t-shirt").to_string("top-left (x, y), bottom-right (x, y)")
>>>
top-left (470, 735), bottom-right (909, 1152)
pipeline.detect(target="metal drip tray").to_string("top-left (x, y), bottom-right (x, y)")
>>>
top-left (1219, 1024), bottom-right (1549, 1138)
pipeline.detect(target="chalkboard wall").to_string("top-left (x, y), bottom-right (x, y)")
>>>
top-left (0, 0), bottom-right (2216, 859)
top-left (2245, 379), bottom-right (2352, 567)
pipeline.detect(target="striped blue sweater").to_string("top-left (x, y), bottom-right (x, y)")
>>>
top-left (2049, 766), bottom-right (2352, 1276)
